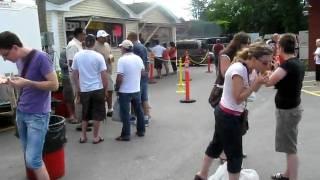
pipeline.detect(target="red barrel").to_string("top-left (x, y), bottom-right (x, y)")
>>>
top-left (26, 115), bottom-right (66, 180)
top-left (26, 148), bottom-right (65, 180)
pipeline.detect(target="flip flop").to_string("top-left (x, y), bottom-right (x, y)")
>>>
top-left (194, 174), bottom-right (206, 180)
top-left (271, 173), bottom-right (289, 180)
top-left (93, 137), bottom-right (104, 144)
top-left (115, 136), bottom-right (130, 141)
top-left (68, 119), bottom-right (79, 124)
top-left (79, 137), bottom-right (87, 144)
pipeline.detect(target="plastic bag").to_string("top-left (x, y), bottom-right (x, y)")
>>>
top-left (112, 98), bottom-right (121, 122)
top-left (209, 162), bottom-right (259, 180)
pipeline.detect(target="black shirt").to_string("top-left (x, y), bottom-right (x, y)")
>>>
top-left (275, 57), bottom-right (305, 109)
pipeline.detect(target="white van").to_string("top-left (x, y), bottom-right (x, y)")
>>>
top-left (0, 0), bottom-right (41, 75)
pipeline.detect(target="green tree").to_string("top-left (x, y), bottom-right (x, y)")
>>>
top-left (191, 0), bottom-right (209, 20)
top-left (201, 0), bottom-right (307, 34)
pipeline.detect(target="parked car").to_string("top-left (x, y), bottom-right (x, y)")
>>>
top-left (176, 39), bottom-right (209, 65)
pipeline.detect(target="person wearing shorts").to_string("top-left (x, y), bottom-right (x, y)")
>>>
top-left (151, 40), bottom-right (166, 78)
top-left (266, 34), bottom-right (305, 180)
top-left (0, 31), bottom-right (59, 180)
top-left (72, 34), bottom-right (108, 144)
top-left (94, 30), bottom-right (115, 117)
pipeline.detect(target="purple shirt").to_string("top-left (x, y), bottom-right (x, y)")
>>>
top-left (17, 50), bottom-right (54, 113)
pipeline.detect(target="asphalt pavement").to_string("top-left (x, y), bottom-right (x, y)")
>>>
top-left (0, 66), bottom-right (319, 180)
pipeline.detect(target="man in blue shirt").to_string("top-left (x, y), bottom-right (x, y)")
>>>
top-left (127, 32), bottom-right (151, 126)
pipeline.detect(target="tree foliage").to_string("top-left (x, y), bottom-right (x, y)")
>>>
top-left (191, 0), bottom-right (209, 20)
top-left (200, 0), bottom-right (307, 34)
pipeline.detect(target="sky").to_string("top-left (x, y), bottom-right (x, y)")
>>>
top-left (120, 0), bottom-right (193, 20)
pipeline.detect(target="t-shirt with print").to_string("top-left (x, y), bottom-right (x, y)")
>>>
top-left (71, 50), bottom-right (107, 92)
top-left (220, 62), bottom-right (250, 112)
top-left (117, 53), bottom-right (145, 93)
top-left (94, 42), bottom-right (112, 74)
top-left (275, 57), bottom-right (305, 109)
top-left (16, 50), bottom-right (54, 114)
top-left (314, 47), bottom-right (320, 65)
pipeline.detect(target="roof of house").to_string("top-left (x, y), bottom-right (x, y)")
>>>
top-left (126, 2), bottom-right (180, 23)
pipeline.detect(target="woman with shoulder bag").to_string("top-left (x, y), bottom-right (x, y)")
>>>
top-left (208, 32), bottom-right (251, 162)
top-left (196, 43), bottom-right (273, 180)
top-left (209, 32), bottom-right (251, 108)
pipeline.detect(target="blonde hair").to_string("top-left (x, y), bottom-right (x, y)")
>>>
top-left (233, 42), bottom-right (273, 63)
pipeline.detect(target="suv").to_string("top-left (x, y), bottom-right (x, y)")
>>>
top-left (176, 39), bottom-right (208, 65)
top-left (197, 37), bottom-right (230, 51)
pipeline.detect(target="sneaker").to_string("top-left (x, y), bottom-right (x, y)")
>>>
top-left (144, 116), bottom-right (150, 127)
top-left (144, 119), bottom-right (149, 127)
top-left (107, 111), bottom-right (113, 117)
top-left (130, 116), bottom-right (136, 125)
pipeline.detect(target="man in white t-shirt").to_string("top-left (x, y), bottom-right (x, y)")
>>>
top-left (151, 40), bottom-right (166, 78)
top-left (72, 34), bottom-right (108, 144)
top-left (115, 39), bottom-right (145, 141)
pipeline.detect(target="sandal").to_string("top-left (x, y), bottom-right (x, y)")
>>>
top-left (219, 157), bottom-right (227, 164)
top-left (79, 137), bottom-right (87, 144)
top-left (271, 173), bottom-right (289, 180)
top-left (194, 174), bottom-right (206, 180)
top-left (115, 136), bottom-right (130, 141)
top-left (93, 136), bottom-right (104, 144)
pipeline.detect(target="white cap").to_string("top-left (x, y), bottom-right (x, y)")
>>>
top-left (119, 40), bottom-right (133, 49)
top-left (96, 30), bottom-right (109, 38)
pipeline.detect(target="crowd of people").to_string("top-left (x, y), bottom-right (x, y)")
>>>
top-left (0, 29), bottom-right (318, 180)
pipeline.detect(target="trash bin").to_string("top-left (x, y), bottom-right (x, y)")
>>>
top-left (26, 115), bottom-right (67, 180)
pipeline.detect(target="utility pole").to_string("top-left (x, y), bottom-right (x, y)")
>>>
top-left (36, 0), bottom-right (47, 33)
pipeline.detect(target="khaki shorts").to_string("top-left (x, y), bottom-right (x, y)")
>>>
top-left (275, 106), bottom-right (303, 153)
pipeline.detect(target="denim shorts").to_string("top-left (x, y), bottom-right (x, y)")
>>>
top-left (16, 109), bottom-right (50, 169)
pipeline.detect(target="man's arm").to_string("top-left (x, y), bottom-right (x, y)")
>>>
top-left (115, 74), bottom-right (123, 92)
top-left (72, 70), bottom-right (81, 94)
top-left (8, 72), bottom-right (59, 91)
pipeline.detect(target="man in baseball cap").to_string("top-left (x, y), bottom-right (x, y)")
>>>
top-left (119, 39), bottom-right (133, 50)
top-left (94, 30), bottom-right (114, 117)
top-left (96, 30), bottom-right (109, 38)
top-left (115, 39), bottom-right (146, 141)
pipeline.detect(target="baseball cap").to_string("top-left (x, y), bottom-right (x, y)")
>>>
top-left (96, 30), bottom-right (109, 38)
top-left (119, 39), bottom-right (133, 49)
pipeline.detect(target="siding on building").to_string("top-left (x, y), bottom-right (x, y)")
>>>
top-left (46, 12), bottom-right (52, 32)
top-left (125, 21), bottom-right (138, 36)
top-left (63, 0), bottom-right (126, 18)
top-left (142, 7), bottom-right (173, 24)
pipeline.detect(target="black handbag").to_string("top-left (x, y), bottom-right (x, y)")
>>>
top-left (240, 62), bottom-right (250, 135)
top-left (240, 108), bottom-right (249, 135)
top-left (208, 76), bottom-right (223, 108)
top-left (208, 55), bottom-right (224, 108)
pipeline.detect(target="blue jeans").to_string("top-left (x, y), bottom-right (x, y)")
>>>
top-left (118, 92), bottom-right (145, 137)
top-left (16, 109), bottom-right (50, 169)
top-left (140, 75), bottom-right (149, 102)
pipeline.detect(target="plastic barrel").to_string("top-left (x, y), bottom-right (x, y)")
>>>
top-left (26, 115), bottom-right (66, 180)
